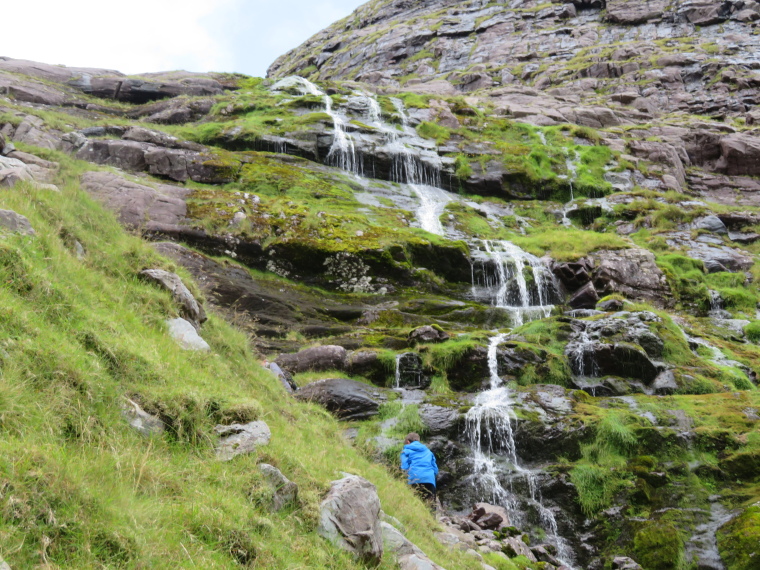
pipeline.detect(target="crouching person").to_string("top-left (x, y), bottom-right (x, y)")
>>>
top-left (400, 432), bottom-right (439, 507)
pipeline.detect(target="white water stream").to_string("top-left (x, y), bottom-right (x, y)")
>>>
top-left (465, 334), bottom-right (574, 566)
top-left (277, 77), bottom-right (575, 564)
top-left (471, 240), bottom-right (558, 327)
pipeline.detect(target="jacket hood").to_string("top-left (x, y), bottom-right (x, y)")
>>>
top-left (404, 441), bottom-right (429, 454)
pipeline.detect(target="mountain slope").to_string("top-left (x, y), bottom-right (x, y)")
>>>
top-left (0, 3), bottom-right (760, 564)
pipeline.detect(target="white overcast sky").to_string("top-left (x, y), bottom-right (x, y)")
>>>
top-left (2, 0), bottom-right (364, 77)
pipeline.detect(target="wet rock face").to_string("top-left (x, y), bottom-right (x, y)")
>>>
top-left (447, 344), bottom-right (542, 392)
top-left (565, 312), bottom-right (665, 385)
top-left (294, 378), bottom-right (381, 420)
top-left (395, 352), bottom-right (430, 389)
top-left (553, 249), bottom-right (672, 309)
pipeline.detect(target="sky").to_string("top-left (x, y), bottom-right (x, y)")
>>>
top-left (2, 0), bottom-right (365, 78)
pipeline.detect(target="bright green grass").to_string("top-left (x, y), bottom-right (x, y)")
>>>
top-left (0, 156), bottom-right (477, 569)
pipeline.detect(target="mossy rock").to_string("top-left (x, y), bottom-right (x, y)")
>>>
top-left (717, 504), bottom-right (760, 570)
top-left (719, 450), bottom-right (760, 481)
top-left (632, 520), bottom-right (685, 569)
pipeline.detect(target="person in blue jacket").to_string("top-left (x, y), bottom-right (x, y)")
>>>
top-left (400, 432), bottom-right (439, 505)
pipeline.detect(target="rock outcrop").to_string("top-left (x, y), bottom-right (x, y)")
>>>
top-left (214, 421), bottom-right (271, 461)
top-left (295, 378), bottom-right (381, 420)
top-left (140, 269), bottom-right (206, 329)
top-left (318, 475), bottom-right (384, 564)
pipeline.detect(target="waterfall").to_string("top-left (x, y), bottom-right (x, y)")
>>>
top-left (324, 94), bottom-right (362, 174)
top-left (367, 94), bottom-right (450, 235)
top-left (280, 77), bottom-right (362, 175)
top-left (394, 353), bottom-right (402, 389)
top-left (568, 327), bottom-right (598, 378)
top-left (465, 334), bottom-right (574, 566)
top-left (566, 149), bottom-right (579, 202)
top-left (471, 240), bottom-right (558, 327)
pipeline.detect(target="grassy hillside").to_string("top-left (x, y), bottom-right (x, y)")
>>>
top-left (0, 154), bottom-right (477, 569)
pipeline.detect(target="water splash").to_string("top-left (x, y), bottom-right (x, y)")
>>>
top-left (280, 77), bottom-right (362, 175)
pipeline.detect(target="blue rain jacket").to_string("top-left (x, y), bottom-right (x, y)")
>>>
top-left (400, 441), bottom-right (439, 486)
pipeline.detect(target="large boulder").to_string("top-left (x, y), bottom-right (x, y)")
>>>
top-left (318, 475), bottom-right (383, 565)
top-left (589, 249), bottom-right (672, 307)
top-left (72, 137), bottom-right (238, 185)
top-left (214, 421), bottom-right (271, 461)
top-left (86, 76), bottom-right (223, 104)
top-left (408, 325), bottom-right (450, 344)
top-left (276, 345), bottom-right (348, 374)
top-left (140, 269), bottom-right (206, 329)
top-left (295, 378), bottom-right (380, 420)
top-left (605, 0), bottom-right (667, 24)
top-left (716, 133), bottom-right (760, 176)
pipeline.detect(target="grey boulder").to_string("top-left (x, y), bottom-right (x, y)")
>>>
top-left (166, 318), bottom-right (210, 351)
top-left (141, 269), bottom-right (206, 329)
top-left (259, 463), bottom-right (298, 511)
top-left (318, 475), bottom-right (383, 564)
top-left (408, 325), bottom-right (450, 344)
top-left (0, 209), bottom-right (35, 235)
top-left (381, 521), bottom-right (446, 570)
top-left (276, 345), bottom-right (348, 374)
top-left (80, 171), bottom-right (190, 232)
top-left (214, 421), bottom-right (271, 461)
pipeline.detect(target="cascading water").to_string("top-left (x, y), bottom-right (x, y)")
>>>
top-left (278, 78), bottom-right (574, 565)
top-left (282, 77), bottom-right (362, 175)
top-left (471, 240), bottom-right (558, 327)
top-left (366, 95), bottom-right (450, 235)
top-left (325, 95), bottom-right (361, 174)
top-left (465, 334), bottom-right (574, 566)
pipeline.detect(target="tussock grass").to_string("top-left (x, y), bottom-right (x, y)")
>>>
top-left (0, 156), bottom-right (476, 568)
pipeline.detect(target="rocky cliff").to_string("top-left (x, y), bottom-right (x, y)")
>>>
top-left (0, 0), bottom-right (759, 567)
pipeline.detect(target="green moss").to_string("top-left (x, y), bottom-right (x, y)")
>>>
top-left (510, 229), bottom-right (629, 261)
top-left (718, 505), bottom-right (760, 570)
top-left (417, 121), bottom-right (451, 144)
top-left (744, 321), bottom-right (760, 342)
top-left (632, 521), bottom-right (685, 569)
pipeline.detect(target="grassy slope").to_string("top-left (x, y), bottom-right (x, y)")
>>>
top-left (0, 154), bottom-right (477, 569)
